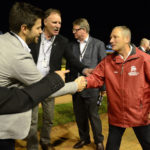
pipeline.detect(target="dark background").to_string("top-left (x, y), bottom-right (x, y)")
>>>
top-left (0, 0), bottom-right (150, 46)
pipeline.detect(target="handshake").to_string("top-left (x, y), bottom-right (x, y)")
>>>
top-left (74, 76), bottom-right (87, 92)
top-left (55, 69), bottom-right (89, 92)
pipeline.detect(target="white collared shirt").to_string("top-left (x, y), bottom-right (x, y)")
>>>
top-left (37, 33), bottom-right (55, 76)
top-left (140, 46), bottom-right (145, 52)
top-left (119, 45), bottom-right (132, 61)
top-left (78, 36), bottom-right (89, 61)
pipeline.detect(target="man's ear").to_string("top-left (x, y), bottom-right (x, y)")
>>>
top-left (124, 36), bottom-right (130, 44)
top-left (43, 18), bottom-right (47, 26)
top-left (20, 24), bottom-right (28, 34)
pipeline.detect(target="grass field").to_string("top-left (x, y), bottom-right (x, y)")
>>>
top-left (38, 96), bottom-right (107, 129)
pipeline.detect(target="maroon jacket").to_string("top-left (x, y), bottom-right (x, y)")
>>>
top-left (86, 46), bottom-right (150, 127)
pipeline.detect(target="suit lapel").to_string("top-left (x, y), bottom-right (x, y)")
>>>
top-left (50, 36), bottom-right (58, 58)
top-left (73, 42), bottom-right (80, 60)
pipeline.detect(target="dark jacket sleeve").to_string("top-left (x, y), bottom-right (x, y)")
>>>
top-left (0, 72), bottom-right (64, 115)
top-left (64, 41), bottom-right (86, 74)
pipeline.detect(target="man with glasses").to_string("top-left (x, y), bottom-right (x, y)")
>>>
top-left (66, 18), bottom-right (106, 150)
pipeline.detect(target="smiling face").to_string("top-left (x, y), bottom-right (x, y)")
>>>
top-left (44, 12), bottom-right (61, 37)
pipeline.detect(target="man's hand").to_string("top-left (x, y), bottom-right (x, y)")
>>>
top-left (55, 70), bottom-right (70, 81)
top-left (75, 76), bottom-right (87, 92)
top-left (82, 68), bottom-right (94, 76)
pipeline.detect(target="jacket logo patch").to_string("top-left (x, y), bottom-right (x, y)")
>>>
top-left (128, 66), bottom-right (139, 76)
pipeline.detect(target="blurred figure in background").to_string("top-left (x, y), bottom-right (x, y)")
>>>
top-left (145, 40), bottom-right (150, 55)
top-left (138, 38), bottom-right (150, 52)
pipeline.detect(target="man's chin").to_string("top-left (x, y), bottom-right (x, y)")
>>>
top-left (34, 37), bottom-right (39, 43)
top-left (53, 31), bottom-right (59, 36)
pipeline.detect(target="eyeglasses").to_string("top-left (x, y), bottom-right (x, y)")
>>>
top-left (72, 28), bottom-right (82, 33)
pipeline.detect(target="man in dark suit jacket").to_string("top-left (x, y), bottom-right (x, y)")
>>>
top-left (29, 9), bottom-right (92, 150)
top-left (66, 18), bottom-right (106, 150)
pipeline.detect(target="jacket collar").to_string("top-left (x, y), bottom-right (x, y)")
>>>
top-left (112, 44), bottom-right (138, 63)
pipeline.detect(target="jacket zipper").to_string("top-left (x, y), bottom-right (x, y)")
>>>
top-left (140, 99), bottom-right (143, 109)
top-left (121, 63), bottom-right (124, 74)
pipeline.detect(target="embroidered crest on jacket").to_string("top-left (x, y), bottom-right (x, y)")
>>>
top-left (128, 66), bottom-right (139, 76)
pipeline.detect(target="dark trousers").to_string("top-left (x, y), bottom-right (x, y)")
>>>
top-left (106, 124), bottom-right (150, 150)
top-left (0, 139), bottom-right (15, 150)
top-left (73, 93), bottom-right (104, 144)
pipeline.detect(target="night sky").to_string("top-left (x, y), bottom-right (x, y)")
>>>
top-left (0, 0), bottom-right (150, 46)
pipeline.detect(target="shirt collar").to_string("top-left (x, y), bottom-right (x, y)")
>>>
top-left (119, 45), bottom-right (132, 60)
top-left (77, 35), bottom-right (89, 43)
top-left (42, 32), bottom-right (56, 42)
top-left (140, 46), bottom-right (145, 52)
top-left (12, 32), bottom-right (31, 53)
top-left (84, 36), bottom-right (89, 43)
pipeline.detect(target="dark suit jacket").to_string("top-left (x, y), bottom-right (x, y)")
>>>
top-left (0, 73), bottom-right (64, 115)
top-left (30, 34), bottom-right (85, 73)
top-left (67, 36), bottom-right (106, 98)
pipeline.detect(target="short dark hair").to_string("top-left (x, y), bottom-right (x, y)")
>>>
top-left (9, 2), bottom-right (43, 33)
top-left (44, 8), bottom-right (61, 20)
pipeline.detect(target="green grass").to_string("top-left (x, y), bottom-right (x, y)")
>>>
top-left (38, 96), bottom-right (107, 129)
top-left (98, 95), bottom-right (107, 114)
top-left (53, 103), bottom-right (76, 126)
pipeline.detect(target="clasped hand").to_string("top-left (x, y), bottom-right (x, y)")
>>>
top-left (74, 76), bottom-right (87, 92)
top-left (55, 70), bottom-right (87, 92)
